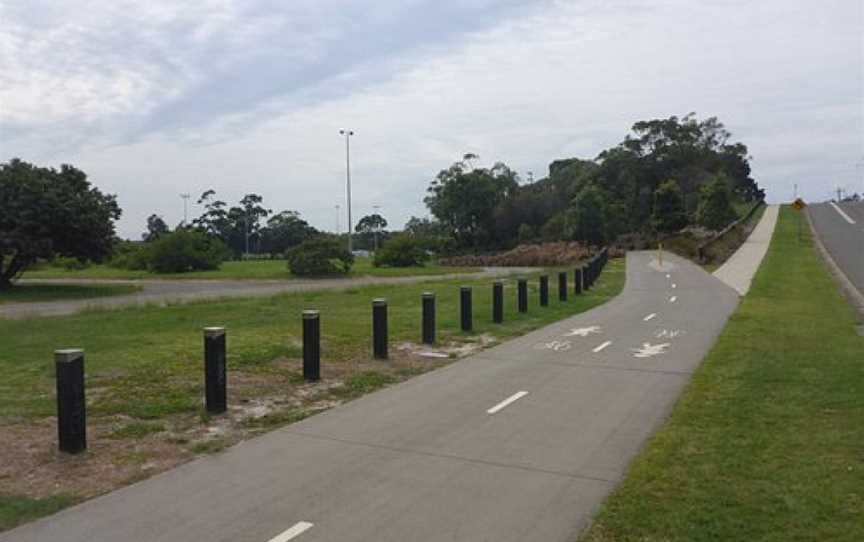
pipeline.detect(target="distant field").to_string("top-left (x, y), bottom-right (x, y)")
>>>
top-left (22, 256), bottom-right (480, 281)
top-left (0, 284), bottom-right (141, 304)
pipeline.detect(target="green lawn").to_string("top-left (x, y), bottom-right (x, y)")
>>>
top-left (0, 261), bottom-right (624, 531)
top-left (581, 206), bottom-right (864, 541)
top-left (0, 284), bottom-right (141, 304)
top-left (22, 257), bottom-right (478, 280)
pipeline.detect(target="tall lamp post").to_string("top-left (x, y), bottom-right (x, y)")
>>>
top-left (372, 204), bottom-right (381, 251)
top-left (180, 193), bottom-right (190, 227)
top-left (339, 129), bottom-right (355, 253)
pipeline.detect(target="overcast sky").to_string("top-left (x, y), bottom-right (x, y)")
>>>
top-left (1, 0), bottom-right (862, 239)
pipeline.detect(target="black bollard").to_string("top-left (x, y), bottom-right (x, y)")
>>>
top-left (372, 298), bottom-right (388, 359)
top-left (460, 286), bottom-right (473, 332)
top-left (558, 272), bottom-right (568, 301)
top-left (583, 264), bottom-right (592, 290)
top-left (539, 275), bottom-right (549, 307)
top-left (492, 281), bottom-right (504, 323)
top-left (574, 267), bottom-right (583, 295)
top-left (517, 279), bottom-right (528, 313)
top-left (422, 292), bottom-right (436, 345)
top-left (203, 327), bottom-right (227, 414)
top-left (55, 349), bottom-right (86, 454)
top-left (302, 310), bottom-right (320, 382)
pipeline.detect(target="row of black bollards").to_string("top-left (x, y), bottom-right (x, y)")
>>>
top-left (52, 248), bottom-right (611, 454)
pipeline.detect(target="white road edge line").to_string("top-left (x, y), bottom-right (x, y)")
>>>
top-left (267, 522), bottom-right (314, 542)
top-left (829, 201), bottom-right (856, 225)
top-left (487, 391), bottom-right (529, 414)
top-left (643, 313), bottom-right (657, 321)
top-left (669, 296), bottom-right (677, 303)
top-left (593, 340), bottom-right (612, 353)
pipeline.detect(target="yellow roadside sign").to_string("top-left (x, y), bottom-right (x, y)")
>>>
top-left (792, 198), bottom-right (806, 211)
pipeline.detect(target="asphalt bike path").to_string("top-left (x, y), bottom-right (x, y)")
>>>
top-left (1, 252), bottom-right (738, 542)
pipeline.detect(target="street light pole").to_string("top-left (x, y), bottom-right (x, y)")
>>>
top-left (335, 204), bottom-right (341, 234)
top-left (180, 193), bottom-right (190, 227)
top-left (339, 129), bottom-right (355, 253)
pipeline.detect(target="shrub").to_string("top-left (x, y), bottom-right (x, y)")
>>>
top-left (373, 234), bottom-right (429, 267)
top-left (286, 237), bottom-right (354, 276)
top-left (108, 241), bottom-right (149, 270)
top-left (146, 230), bottom-right (229, 273)
top-left (439, 242), bottom-right (590, 267)
top-left (51, 257), bottom-right (91, 270)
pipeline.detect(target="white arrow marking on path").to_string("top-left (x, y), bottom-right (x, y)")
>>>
top-left (487, 391), bottom-right (529, 414)
top-left (564, 326), bottom-right (602, 337)
top-left (267, 522), bottom-right (314, 542)
top-left (632, 343), bottom-right (671, 358)
top-left (592, 340), bottom-right (612, 353)
top-left (643, 313), bottom-right (657, 321)
top-left (830, 201), bottom-right (856, 224)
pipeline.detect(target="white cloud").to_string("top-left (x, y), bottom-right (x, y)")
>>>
top-left (1, 0), bottom-right (861, 238)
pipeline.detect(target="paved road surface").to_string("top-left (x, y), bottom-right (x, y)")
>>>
top-left (808, 201), bottom-right (864, 299)
top-left (1, 252), bottom-right (738, 542)
top-left (1, 268), bottom-right (530, 319)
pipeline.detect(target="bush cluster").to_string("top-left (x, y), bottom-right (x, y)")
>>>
top-left (108, 231), bottom-right (229, 273)
top-left (373, 234), bottom-right (429, 267)
top-left (286, 238), bottom-right (354, 276)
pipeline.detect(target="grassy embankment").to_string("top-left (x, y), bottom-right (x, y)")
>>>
top-left (22, 256), bottom-right (478, 281)
top-left (0, 260), bottom-right (624, 532)
top-left (581, 206), bottom-right (864, 541)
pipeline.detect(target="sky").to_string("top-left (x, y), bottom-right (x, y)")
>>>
top-left (1, 0), bottom-right (862, 239)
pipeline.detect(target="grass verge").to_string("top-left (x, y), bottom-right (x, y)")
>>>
top-left (581, 206), bottom-right (864, 541)
top-left (0, 284), bottom-right (141, 304)
top-left (22, 256), bottom-right (478, 281)
top-left (0, 260), bottom-right (624, 531)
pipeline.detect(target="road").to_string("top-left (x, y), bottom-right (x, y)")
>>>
top-left (1, 268), bottom-right (531, 319)
top-left (1, 252), bottom-right (739, 542)
top-left (808, 201), bottom-right (864, 301)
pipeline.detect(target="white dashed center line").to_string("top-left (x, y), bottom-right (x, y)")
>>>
top-left (643, 313), bottom-right (657, 322)
top-left (487, 391), bottom-right (529, 414)
top-left (592, 340), bottom-right (612, 353)
top-left (669, 296), bottom-right (677, 303)
top-left (671, 283), bottom-right (677, 289)
top-left (830, 201), bottom-right (856, 224)
top-left (267, 522), bottom-right (314, 542)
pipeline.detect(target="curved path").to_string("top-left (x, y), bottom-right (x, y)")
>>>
top-left (1, 252), bottom-right (739, 542)
top-left (2, 268), bottom-right (531, 319)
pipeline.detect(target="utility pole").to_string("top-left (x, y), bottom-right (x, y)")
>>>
top-left (339, 129), bottom-right (355, 253)
top-left (180, 193), bottom-right (190, 227)
top-left (837, 187), bottom-right (843, 202)
top-left (335, 204), bottom-right (341, 234)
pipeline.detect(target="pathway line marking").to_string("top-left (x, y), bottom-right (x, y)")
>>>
top-left (830, 201), bottom-right (856, 224)
top-left (267, 522), bottom-right (314, 542)
top-left (487, 391), bottom-right (529, 414)
top-left (643, 313), bottom-right (657, 321)
top-left (593, 340), bottom-right (612, 353)
top-left (669, 296), bottom-right (677, 303)
top-left (671, 283), bottom-right (677, 289)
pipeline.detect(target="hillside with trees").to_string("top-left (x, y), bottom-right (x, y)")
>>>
top-left (419, 114), bottom-right (763, 253)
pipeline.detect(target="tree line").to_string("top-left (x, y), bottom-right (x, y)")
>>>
top-left (418, 113), bottom-right (763, 252)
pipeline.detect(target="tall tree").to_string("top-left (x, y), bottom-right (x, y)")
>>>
top-left (0, 159), bottom-right (121, 289)
top-left (651, 180), bottom-right (688, 233)
top-left (424, 156), bottom-right (518, 248)
top-left (696, 175), bottom-right (738, 230)
top-left (566, 184), bottom-right (608, 246)
top-left (142, 214), bottom-right (170, 242)
top-left (260, 211), bottom-right (317, 256)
